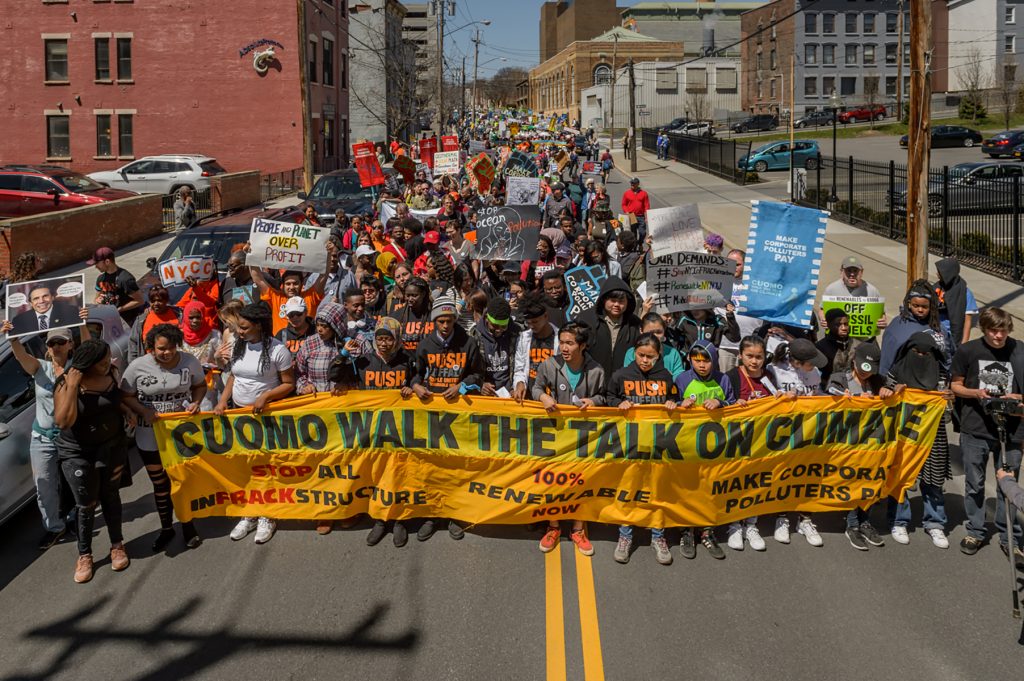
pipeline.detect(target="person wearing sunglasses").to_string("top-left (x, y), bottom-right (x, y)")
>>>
top-left (1, 310), bottom-right (89, 551)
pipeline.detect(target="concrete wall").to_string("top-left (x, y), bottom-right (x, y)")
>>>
top-left (210, 171), bottom-right (261, 214)
top-left (0, 195), bottom-right (163, 275)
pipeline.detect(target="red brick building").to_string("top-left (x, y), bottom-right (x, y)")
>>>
top-left (0, 0), bottom-right (350, 176)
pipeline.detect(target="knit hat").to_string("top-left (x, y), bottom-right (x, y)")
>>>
top-left (430, 293), bottom-right (458, 321)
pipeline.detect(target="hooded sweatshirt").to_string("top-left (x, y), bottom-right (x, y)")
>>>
top-left (295, 302), bottom-right (347, 393)
top-left (673, 340), bottom-right (736, 404)
top-left (577, 275), bottom-right (642, 377)
top-left (470, 318), bottom-right (521, 391)
top-left (411, 325), bottom-right (484, 393)
top-left (531, 355), bottom-right (606, 405)
top-left (676, 309), bottom-right (740, 354)
top-left (934, 258), bottom-right (970, 348)
top-left (606, 361), bottom-right (677, 407)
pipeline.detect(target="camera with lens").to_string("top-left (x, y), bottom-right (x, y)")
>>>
top-left (984, 397), bottom-right (1022, 417)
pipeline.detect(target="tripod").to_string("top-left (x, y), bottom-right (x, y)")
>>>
top-left (991, 409), bottom-right (1021, 620)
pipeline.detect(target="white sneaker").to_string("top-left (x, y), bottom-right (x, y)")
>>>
top-left (797, 517), bottom-right (823, 547)
top-left (254, 517), bottom-right (276, 544)
top-left (926, 528), bottom-right (949, 549)
top-left (773, 516), bottom-right (791, 544)
top-left (726, 522), bottom-right (744, 551)
top-left (230, 517), bottom-right (257, 541)
top-left (891, 525), bottom-right (910, 545)
top-left (745, 524), bottom-right (766, 551)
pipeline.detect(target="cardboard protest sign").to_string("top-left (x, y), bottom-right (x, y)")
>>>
top-left (419, 137), bottom-right (438, 168)
top-left (415, 162), bottom-right (433, 183)
top-left (466, 153), bottom-right (496, 192)
top-left (392, 154), bottom-right (417, 184)
top-left (505, 176), bottom-right (541, 206)
top-left (157, 256), bottom-right (216, 287)
top-left (646, 251), bottom-right (735, 313)
top-left (647, 204), bottom-right (704, 258)
top-left (5, 274), bottom-right (85, 339)
top-left (821, 296), bottom-right (886, 339)
top-left (441, 135), bottom-right (459, 152)
top-left (248, 217), bottom-right (329, 274)
top-left (553, 149), bottom-right (569, 172)
top-left (474, 205), bottom-right (541, 261)
top-left (504, 149), bottom-right (538, 178)
top-left (351, 141), bottom-right (385, 188)
top-left (737, 200), bottom-right (829, 329)
top-left (565, 265), bottom-right (608, 320)
top-left (433, 150), bottom-right (461, 177)
top-left (468, 140), bottom-right (492, 157)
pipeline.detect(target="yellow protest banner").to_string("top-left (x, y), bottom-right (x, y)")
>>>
top-left (154, 390), bottom-right (945, 527)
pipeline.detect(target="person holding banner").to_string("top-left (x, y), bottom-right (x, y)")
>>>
top-left (512, 293), bottom-right (560, 402)
top-left (128, 284), bottom-right (182, 363)
top-left (623, 313), bottom-right (685, 380)
top-left (215, 303), bottom-right (295, 545)
top-left (180, 300), bottom-right (222, 411)
top-left (608, 333), bottom-right (678, 565)
top-left (533, 322), bottom-right (605, 556)
top-left (394, 278), bottom-right (434, 353)
top-left (879, 282), bottom-right (952, 377)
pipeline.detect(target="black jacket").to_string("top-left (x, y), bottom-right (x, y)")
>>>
top-left (470, 318), bottom-right (521, 390)
top-left (606, 362), bottom-right (677, 407)
top-left (577, 275), bottom-right (642, 377)
top-left (411, 326), bottom-right (484, 393)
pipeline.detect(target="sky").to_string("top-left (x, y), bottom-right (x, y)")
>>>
top-left (444, 0), bottom-right (756, 76)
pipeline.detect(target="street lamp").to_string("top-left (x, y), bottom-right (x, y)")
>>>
top-left (828, 88), bottom-right (844, 206)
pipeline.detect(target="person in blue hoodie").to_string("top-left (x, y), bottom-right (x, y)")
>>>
top-left (879, 280), bottom-right (953, 376)
top-left (674, 339), bottom-right (736, 560)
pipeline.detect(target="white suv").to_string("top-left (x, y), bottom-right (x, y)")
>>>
top-left (88, 154), bottom-right (226, 195)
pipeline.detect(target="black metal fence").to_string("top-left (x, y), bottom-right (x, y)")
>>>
top-left (641, 128), bottom-right (753, 184)
top-left (161, 188), bottom-right (212, 231)
top-left (260, 168), bottom-right (305, 202)
top-left (797, 156), bottom-right (1024, 281)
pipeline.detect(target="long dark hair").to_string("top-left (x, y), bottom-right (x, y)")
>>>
top-left (232, 303), bottom-right (274, 374)
top-left (901, 279), bottom-right (941, 332)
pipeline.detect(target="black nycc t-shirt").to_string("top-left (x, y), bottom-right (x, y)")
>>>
top-left (951, 337), bottom-right (1024, 440)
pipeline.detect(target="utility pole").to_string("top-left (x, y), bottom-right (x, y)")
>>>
top-left (472, 28), bottom-right (481, 113)
top-left (896, 0), bottom-right (905, 122)
top-left (432, 0), bottom-right (453, 136)
top-left (628, 58), bottom-right (637, 173)
top-left (609, 33), bottom-right (619, 138)
top-left (906, 0), bottom-right (932, 286)
top-left (297, 0), bottom-right (313, 192)
top-left (461, 56), bottom-right (466, 125)
top-left (789, 53), bottom-right (796, 201)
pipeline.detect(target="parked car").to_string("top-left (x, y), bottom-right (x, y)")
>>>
top-left (899, 125), bottom-right (984, 149)
top-left (664, 117), bottom-right (689, 132)
top-left (738, 140), bottom-right (821, 172)
top-left (889, 162), bottom-right (1024, 217)
top-left (837, 105), bottom-right (887, 124)
top-left (981, 130), bottom-right (1024, 157)
top-left (137, 204), bottom-right (305, 304)
top-left (297, 167), bottom-right (404, 225)
top-left (794, 111), bottom-right (835, 128)
top-left (677, 122), bottom-right (715, 137)
top-left (88, 154), bottom-right (226, 195)
top-left (0, 305), bottom-right (129, 526)
top-left (0, 165), bottom-right (137, 219)
top-left (730, 115), bottom-right (778, 133)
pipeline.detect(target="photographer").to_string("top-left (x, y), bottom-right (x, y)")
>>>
top-left (173, 186), bottom-right (196, 233)
top-left (950, 307), bottom-right (1024, 558)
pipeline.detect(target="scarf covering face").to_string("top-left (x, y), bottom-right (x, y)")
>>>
top-left (890, 332), bottom-right (941, 390)
top-left (181, 300), bottom-right (213, 346)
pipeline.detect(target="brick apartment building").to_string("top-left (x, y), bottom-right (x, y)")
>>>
top-left (0, 0), bottom-right (350, 176)
top-left (740, 0), bottom-right (948, 117)
top-left (540, 0), bottom-right (625, 62)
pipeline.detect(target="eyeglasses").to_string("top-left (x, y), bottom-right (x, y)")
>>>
top-left (46, 339), bottom-right (69, 348)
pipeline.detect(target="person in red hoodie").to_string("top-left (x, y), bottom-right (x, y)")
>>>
top-left (620, 176), bottom-right (650, 242)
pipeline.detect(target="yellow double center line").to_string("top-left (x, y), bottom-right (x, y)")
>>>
top-left (544, 529), bottom-right (606, 681)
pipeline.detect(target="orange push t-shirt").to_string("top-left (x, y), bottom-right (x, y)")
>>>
top-left (262, 288), bottom-right (324, 335)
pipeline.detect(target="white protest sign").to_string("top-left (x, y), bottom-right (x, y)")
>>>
top-left (379, 201), bottom-right (441, 226)
top-left (433, 151), bottom-right (461, 176)
top-left (248, 217), bottom-right (329, 274)
top-left (416, 162), bottom-right (433, 182)
top-left (157, 256), bottom-right (216, 286)
top-left (647, 204), bottom-right (704, 258)
top-left (506, 176), bottom-right (541, 206)
top-left (646, 251), bottom-right (735, 313)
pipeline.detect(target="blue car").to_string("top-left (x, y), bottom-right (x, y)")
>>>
top-left (738, 140), bottom-right (821, 172)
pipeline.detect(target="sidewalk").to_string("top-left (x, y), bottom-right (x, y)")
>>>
top-left (609, 147), bottom-right (1024, 328)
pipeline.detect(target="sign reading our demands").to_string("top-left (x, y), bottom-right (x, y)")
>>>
top-left (821, 296), bottom-right (886, 339)
top-left (248, 217), bottom-right (329, 274)
top-left (646, 251), bottom-right (735, 313)
top-left (158, 256), bottom-right (216, 287)
top-left (154, 390), bottom-right (945, 526)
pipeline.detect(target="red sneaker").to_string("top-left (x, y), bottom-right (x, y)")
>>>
top-left (539, 526), bottom-right (561, 553)
top-left (571, 529), bottom-right (594, 556)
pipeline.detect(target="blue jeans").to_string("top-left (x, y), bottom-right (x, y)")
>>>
top-left (619, 525), bottom-right (664, 540)
top-left (960, 432), bottom-right (1022, 544)
top-left (887, 482), bottom-right (947, 530)
top-left (31, 434), bottom-right (65, 533)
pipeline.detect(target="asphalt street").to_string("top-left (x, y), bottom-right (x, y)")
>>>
top-left (1, 167), bottom-right (1023, 681)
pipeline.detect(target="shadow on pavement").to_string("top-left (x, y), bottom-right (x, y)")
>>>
top-left (3, 596), bottom-right (419, 681)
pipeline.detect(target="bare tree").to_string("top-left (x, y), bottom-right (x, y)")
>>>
top-left (480, 67), bottom-right (530, 107)
top-left (864, 71), bottom-right (881, 129)
top-left (685, 92), bottom-right (711, 122)
top-left (958, 47), bottom-right (989, 123)
top-left (995, 59), bottom-right (1018, 131)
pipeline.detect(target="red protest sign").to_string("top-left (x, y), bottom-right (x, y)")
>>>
top-left (393, 154), bottom-right (417, 184)
top-left (351, 141), bottom-right (385, 187)
top-left (419, 137), bottom-right (438, 168)
top-left (441, 135), bottom-right (459, 152)
top-left (467, 153), bottom-right (496, 193)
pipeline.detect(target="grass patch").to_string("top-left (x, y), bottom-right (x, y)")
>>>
top-left (727, 113), bottom-right (1024, 144)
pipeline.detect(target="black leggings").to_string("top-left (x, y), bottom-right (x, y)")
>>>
top-left (139, 449), bottom-right (175, 530)
top-left (60, 450), bottom-right (125, 555)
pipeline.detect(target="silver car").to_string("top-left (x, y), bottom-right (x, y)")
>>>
top-left (0, 305), bottom-right (129, 526)
top-left (88, 154), bottom-right (226, 195)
